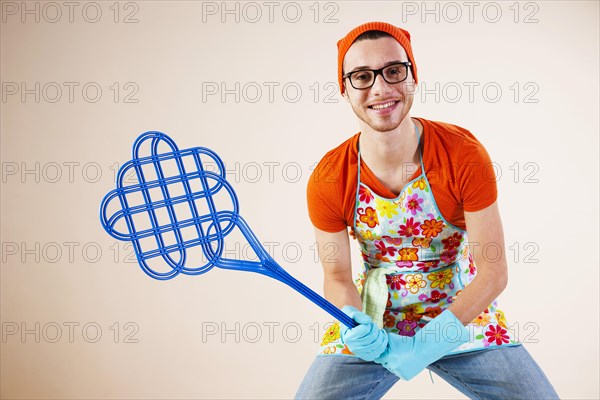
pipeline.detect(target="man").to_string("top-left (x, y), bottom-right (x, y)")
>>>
top-left (294, 22), bottom-right (558, 399)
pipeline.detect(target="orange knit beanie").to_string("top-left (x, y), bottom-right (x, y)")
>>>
top-left (337, 22), bottom-right (418, 94)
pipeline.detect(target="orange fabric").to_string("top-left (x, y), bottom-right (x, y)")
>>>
top-left (337, 22), bottom-right (418, 94)
top-left (307, 118), bottom-right (498, 233)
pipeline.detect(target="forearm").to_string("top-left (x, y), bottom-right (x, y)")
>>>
top-left (451, 202), bottom-right (510, 325)
top-left (313, 228), bottom-right (361, 311)
top-left (324, 275), bottom-right (363, 311)
top-left (447, 265), bottom-right (508, 325)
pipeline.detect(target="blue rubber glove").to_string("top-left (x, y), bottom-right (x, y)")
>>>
top-left (340, 306), bottom-right (388, 361)
top-left (374, 309), bottom-right (470, 380)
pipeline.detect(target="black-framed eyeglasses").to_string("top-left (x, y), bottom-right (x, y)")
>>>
top-left (343, 62), bottom-right (412, 90)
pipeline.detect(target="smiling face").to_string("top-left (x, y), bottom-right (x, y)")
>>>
top-left (342, 37), bottom-right (416, 133)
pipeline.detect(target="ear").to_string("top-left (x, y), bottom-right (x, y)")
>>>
top-left (341, 86), bottom-right (350, 102)
top-left (407, 69), bottom-right (418, 92)
top-left (407, 80), bottom-right (418, 94)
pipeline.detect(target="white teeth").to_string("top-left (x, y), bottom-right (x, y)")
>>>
top-left (371, 101), bottom-right (396, 110)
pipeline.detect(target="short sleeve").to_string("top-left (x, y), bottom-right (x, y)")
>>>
top-left (306, 158), bottom-right (347, 233)
top-left (456, 135), bottom-right (498, 212)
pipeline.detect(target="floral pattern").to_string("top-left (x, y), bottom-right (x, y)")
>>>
top-left (397, 319), bottom-right (418, 336)
top-left (423, 289), bottom-right (448, 303)
top-left (398, 217), bottom-right (421, 237)
top-left (357, 207), bottom-right (378, 228)
top-left (484, 325), bottom-right (510, 346)
top-left (375, 240), bottom-right (397, 257)
top-left (358, 186), bottom-right (374, 204)
top-left (412, 177), bottom-right (427, 191)
top-left (375, 197), bottom-right (399, 219)
top-left (397, 247), bottom-right (418, 262)
top-left (405, 273), bottom-right (427, 293)
top-left (386, 274), bottom-right (406, 290)
top-left (472, 313), bottom-right (491, 327)
top-left (383, 310), bottom-right (397, 328)
top-left (420, 219), bottom-right (445, 238)
top-left (321, 323), bottom-right (341, 346)
top-left (442, 232), bottom-right (463, 250)
top-left (405, 193), bottom-right (424, 215)
top-left (423, 306), bottom-right (443, 319)
top-left (412, 236), bottom-right (432, 248)
top-left (318, 145), bottom-right (518, 356)
top-left (427, 268), bottom-right (454, 290)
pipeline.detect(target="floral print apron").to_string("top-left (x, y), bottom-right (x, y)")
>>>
top-left (318, 124), bottom-right (521, 357)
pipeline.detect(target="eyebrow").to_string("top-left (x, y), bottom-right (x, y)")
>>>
top-left (348, 60), bottom-right (407, 73)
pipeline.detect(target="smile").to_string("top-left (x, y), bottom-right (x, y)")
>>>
top-left (369, 101), bottom-right (398, 110)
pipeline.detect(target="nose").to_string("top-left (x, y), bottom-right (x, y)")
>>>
top-left (370, 71), bottom-right (391, 94)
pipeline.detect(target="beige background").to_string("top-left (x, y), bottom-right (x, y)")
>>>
top-left (1, 1), bottom-right (598, 399)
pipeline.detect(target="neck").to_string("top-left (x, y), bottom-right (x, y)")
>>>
top-left (358, 115), bottom-right (420, 173)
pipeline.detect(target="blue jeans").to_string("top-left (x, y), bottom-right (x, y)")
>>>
top-left (295, 345), bottom-right (559, 399)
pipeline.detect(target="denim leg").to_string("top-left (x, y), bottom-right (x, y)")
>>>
top-left (295, 346), bottom-right (558, 400)
top-left (428, 345), bottom-right (560, 400)
top-left (295, 355), bottom-right (399, 400)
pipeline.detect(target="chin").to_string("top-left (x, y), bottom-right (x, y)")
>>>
top-left (374, 124), bottom-right (402, 133)
top-left (369, 116), bottom-right (406, 133)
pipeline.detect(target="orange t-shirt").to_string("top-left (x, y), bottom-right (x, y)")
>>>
top-left (307, 117), bottom-right (498, 232)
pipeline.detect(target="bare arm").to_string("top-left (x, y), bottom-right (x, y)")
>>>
top-left (447, 200), bottom-right (509, 325)
top-left (314, 227), bottom-right (363, 311)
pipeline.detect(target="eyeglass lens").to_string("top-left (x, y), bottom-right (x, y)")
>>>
top-left (350, 64), bottom-right (408, 89)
